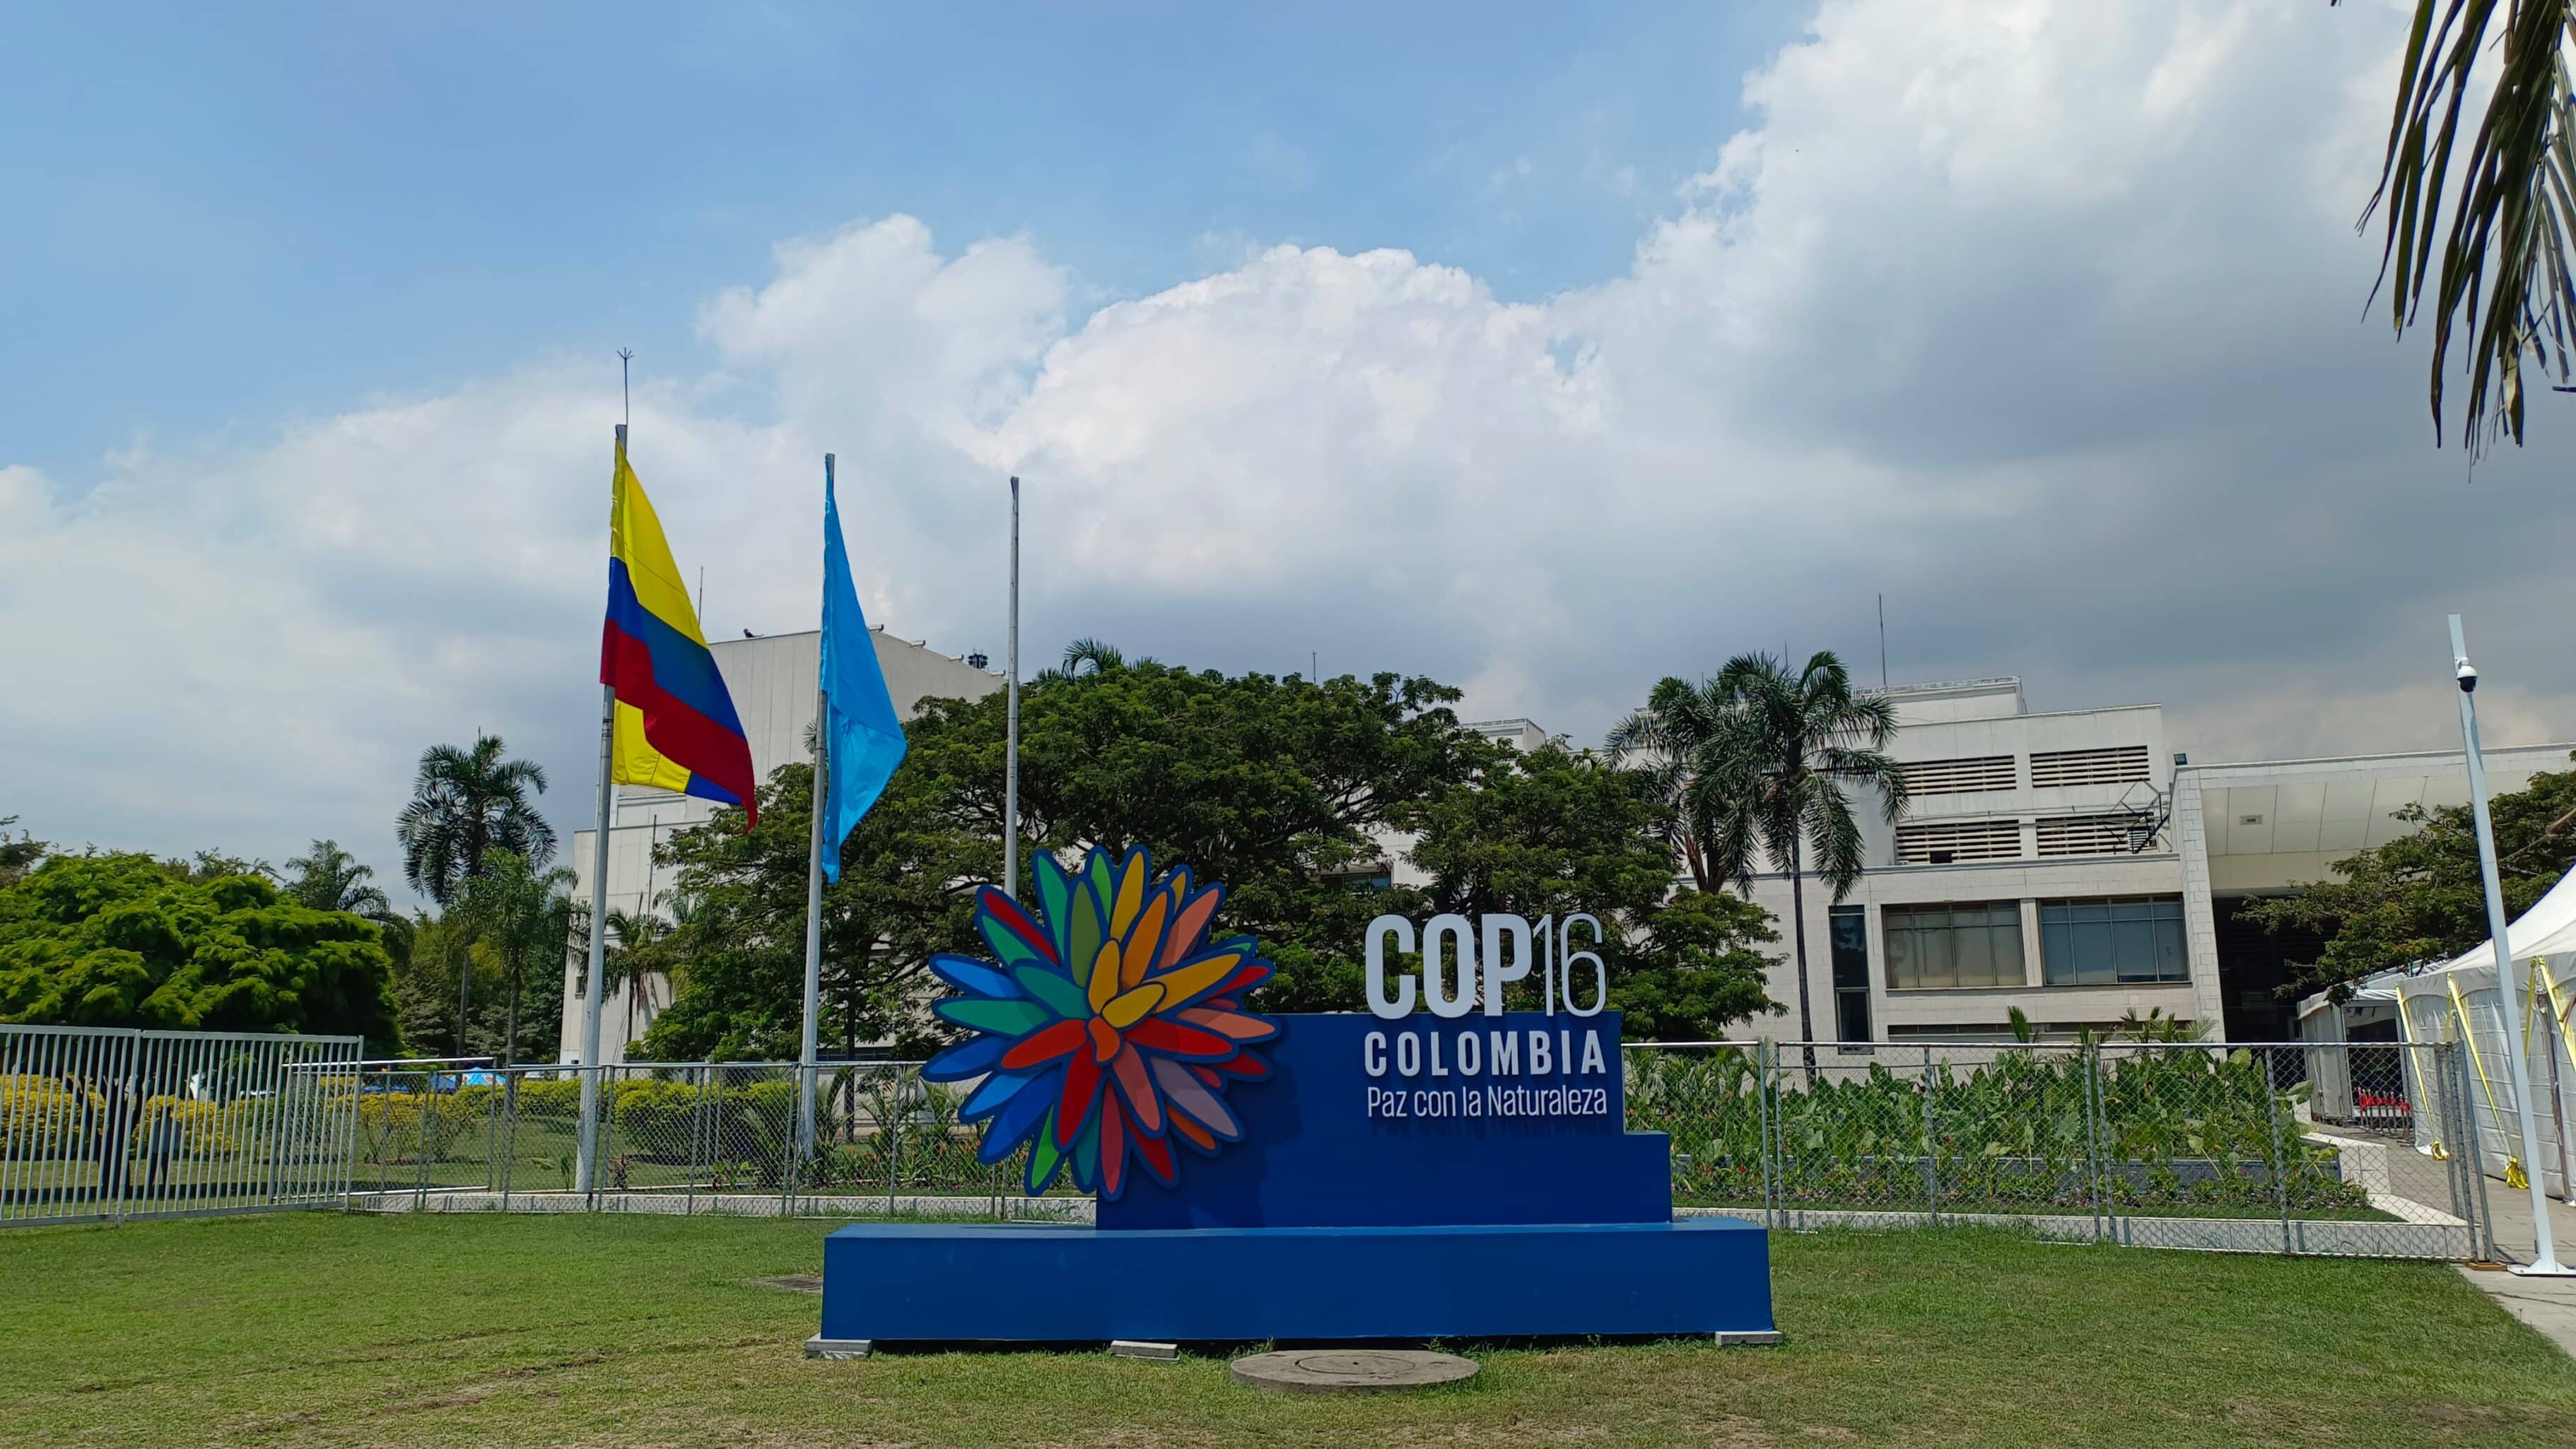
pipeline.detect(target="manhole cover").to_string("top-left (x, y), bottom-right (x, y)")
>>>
top-left (1230, 1349), bottom-right (1477, 1395)
top-left (746, 1274), bottom-right (824, 1294)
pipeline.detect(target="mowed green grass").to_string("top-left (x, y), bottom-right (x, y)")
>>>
top-left (1, 1213), bottom-right (2570, 1449)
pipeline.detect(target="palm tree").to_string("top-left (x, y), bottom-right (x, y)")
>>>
top-left (282, 839), bottom-right (393, 917)
top-left (397, 734), bottom-right (556, 907)
top-left (1709, 652), bottom-right (1908, 1072)
top-left (2348, 0), bottom-right (2576, 451)
top-left (599, 904), bottom-right (671, 1046)
top-left (1607, 676), bottom-right (1757, 894)
top-left (452, 849), bottom-right (575, 1066)
top-left (1060, 637), bottom-right (1124, 676)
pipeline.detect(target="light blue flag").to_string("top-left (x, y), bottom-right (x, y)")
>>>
top-left (819, 469), bottom-right (908, 882)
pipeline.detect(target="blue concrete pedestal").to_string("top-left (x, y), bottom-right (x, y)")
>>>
top-left (816, 1216), bottom-right (1776, 1347)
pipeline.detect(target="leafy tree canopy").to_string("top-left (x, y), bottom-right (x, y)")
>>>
top-left (0, 816), bottom-right (46, 891)
top-left (638, 737), bottom-right (990, 1060)
top-left (2243, 756), bottom-right (2576, 1001)
top-left (0, 852), bottom-right (401, 1045)
top-left (639, 652), bottom-right (1781, 1053)
top-left (1403, 745), bottom-right (1779, 1038)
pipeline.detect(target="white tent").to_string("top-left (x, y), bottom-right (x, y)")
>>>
top-left (2385, 868), bottom-right (2576, 1199)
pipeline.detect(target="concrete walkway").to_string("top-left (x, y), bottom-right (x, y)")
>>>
top-left (2461, 1180), bottom-right (2576, 1358)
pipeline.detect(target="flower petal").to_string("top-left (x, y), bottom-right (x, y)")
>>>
top-left (1159, 886), bottom-right (1222, 968)
top-left (922, 1033), bottom-right (1009, 1083)
top-left (998, 1017), bottom-right (1087, 1071)
top-left (1101, 982), bottom-right (1165, 1030)
top-left (928, 954), bottom-right (1019, 1000)
top-left (937, 997), bottom-right (1051, 1037)
top-left (1012, 962), bottom-right (1089, 1021)
top-left (1124, 1017), bottom-right (1236, 1062)
top-left (1176, 1007), bottom-right (1277, 1042)
top-left (1111, 1042), bottom-right (1164, 1137)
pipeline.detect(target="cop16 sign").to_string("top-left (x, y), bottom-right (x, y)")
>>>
top-left (1362, 912), bottom-right (1608, 1021)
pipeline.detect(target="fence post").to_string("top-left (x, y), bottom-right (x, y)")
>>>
top-left (1920, 1045), bottom-right (1940, 1227)
top-left (2260, 1045), bottom-right (2294, 1255)
top-left (2451, 1037), bottom-right (2500, 1261)
top-left (2083, 1043), bottom-right (2108, 1243)
top-left (887, 1067), bottom-right (903, 1219)
top-left (1757, 1040), bottom-right (1776, 1231)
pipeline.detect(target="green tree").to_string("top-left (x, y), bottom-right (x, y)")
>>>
top-left (389, 909), bottom-right (476, 1056)
top-left (638, 744), bottom-right (990, 1061)
top-left (450, 849), bottom-right (575, 1066)
top-left (2244, 755), bottom-right (2576, 1000)
top-left (990, 659), bottom-right (1485, 1011)
top-left (1401, 742), bottom-right (1781, 1037)
top-left (0, 816), bottom-right (45, 891)
top-left (0, 853), bottom-right (399, 1045)
top-left (1694, 652), bottom-right (1906, 1063)
top-left (1617, 888), bottom-right (1783, 1042)
top-left (396, 734), bottom-right (556, 907)
top-left (1608, 676), bottom-right (1757, 894)
top-left (599, 898), bottom-right (679, 1047)
top-left (281, 839), bottom-right (393, 917)
top-left (2342, 0), bottom-right (2576, 452)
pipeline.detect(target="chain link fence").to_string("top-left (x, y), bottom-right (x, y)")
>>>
top-left (335, 1040), bottom-right (2499, 1260)
top-left (2, 1023), bottom-right (362, 1226)
top-left (1627, 1039), bottom-right (2492, 1257)
top-left (346, 1061), bottom-right (1084, 1218)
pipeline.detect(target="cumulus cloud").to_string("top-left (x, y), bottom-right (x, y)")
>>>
top-left (8, 0), bottom-right (2574, 886)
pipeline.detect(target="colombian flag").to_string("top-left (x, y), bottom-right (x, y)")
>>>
top-left (600, 437), bottom-right (758, 825)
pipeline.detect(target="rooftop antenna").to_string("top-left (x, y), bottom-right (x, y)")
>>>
top-left (1878, 593), bottom-right (1888, 689)
top-left (617, 348), bottom-right (633, 428)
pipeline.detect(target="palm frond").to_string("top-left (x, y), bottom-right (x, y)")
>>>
top-left (2355, 0), bottom-right (2576, 452)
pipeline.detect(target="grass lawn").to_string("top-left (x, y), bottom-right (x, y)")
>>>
top-left (1, 1214), bottom-right (2570, 1449)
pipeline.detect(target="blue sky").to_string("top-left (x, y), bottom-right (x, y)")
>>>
top-left (7, 2), bottom-right (1794, 479)
top-left (9, 0), bottom-right (2576, 883)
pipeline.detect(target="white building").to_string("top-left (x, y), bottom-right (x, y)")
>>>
top-left (558, 628), bottom-right (1001, 1063)
top-left (1735, 676), bottom-right (2573, 1048)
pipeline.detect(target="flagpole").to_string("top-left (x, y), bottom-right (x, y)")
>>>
top-left (797, 456), bottom-right (833, 1166)
top-left (1004, 476), bottom-right (1021, 899)
top-left (576, 423), bottom-right (624, 1197)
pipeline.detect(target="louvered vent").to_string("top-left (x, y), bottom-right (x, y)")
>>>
top-left (1896, 819), bottom-right (2024, 864)
top-left (1899, 755), bottom-right (2017, 795)
top-left (2027, 745), bottom-right (2150, 788)
top-left (2036, 814), bottom-right (2138, 857)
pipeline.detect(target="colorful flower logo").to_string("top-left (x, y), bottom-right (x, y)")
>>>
top-left (921, 847), bottom-right (1279, 1199)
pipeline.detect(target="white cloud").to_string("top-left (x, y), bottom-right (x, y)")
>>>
top-left (8, 0), bottom-right (2574, 888)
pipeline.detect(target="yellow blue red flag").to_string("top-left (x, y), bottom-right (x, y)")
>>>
top-left (599, 439), bottom-right (757, 824)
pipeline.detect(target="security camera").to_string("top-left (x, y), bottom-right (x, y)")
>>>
top-left (2457, 660), bottom-right (2479, 694)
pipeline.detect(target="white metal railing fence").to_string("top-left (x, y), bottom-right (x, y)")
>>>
top-left (341, 1042), bottom-right (2497, 1259)
top-left (1, 1023), bottom-right (363, 1226)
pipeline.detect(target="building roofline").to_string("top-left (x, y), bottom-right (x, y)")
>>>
top-left (2180, 741), bottom-right (2576, 776)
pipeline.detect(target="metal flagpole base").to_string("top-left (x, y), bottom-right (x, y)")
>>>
top-left (2507, 1260), bottom-right (2576, 1278)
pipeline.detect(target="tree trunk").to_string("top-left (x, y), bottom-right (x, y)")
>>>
top-left (453, 946), bottom-right (473, 1058)
top-left (1788, 843), bottom-right (1817, 1081)
top-left (503, 967), bottom-right (521, 1068)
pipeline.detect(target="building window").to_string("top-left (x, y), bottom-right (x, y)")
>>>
top-left (1883, 902), bottom-right (2025, 990)
top-left (1895, 819), bottom-right (2022, 864)
top-left (2027, 745), bottom-right (2150, 788)
top-left (1829, 906), bottom-right (1873, 1042)
top-left (1898, 755), bottom-right (2017, 794)
top-left (2039, 896), bottom-right (2188, 985)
